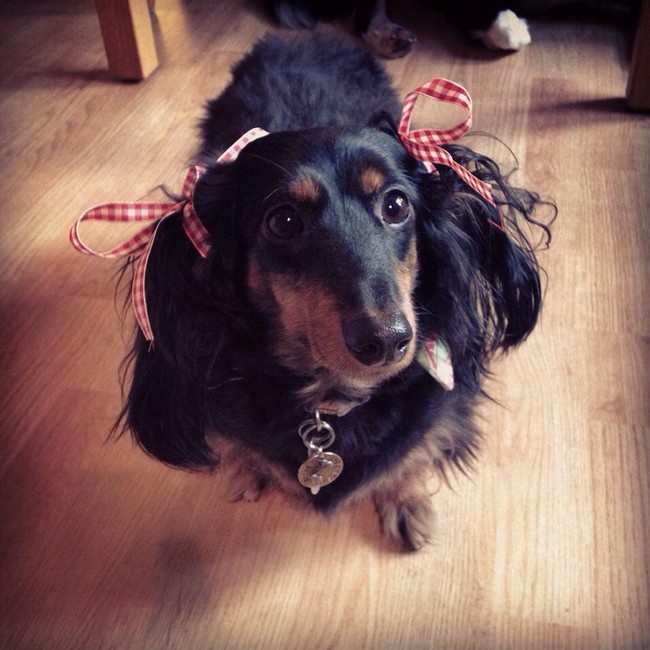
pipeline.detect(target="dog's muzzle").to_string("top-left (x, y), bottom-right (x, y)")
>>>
top-left (343, 312), bottom-right (413, 366)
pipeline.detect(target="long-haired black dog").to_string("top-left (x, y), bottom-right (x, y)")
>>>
top-left (116, 35), bottom-right (551, 550)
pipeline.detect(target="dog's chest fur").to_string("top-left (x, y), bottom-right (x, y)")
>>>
top-left (205, 352), bottom-right (463, 510)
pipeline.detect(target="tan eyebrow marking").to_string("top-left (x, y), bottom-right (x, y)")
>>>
top-left (359, 166), bottom-right (386, 195)
top-left (288, 177), bottom-right (321, 203)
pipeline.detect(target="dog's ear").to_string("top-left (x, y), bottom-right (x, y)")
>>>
top-left (114, 218), bottom-right (218, 468)
top-left (367, 111), bottom-right (400, 138)
top-left (118, 328), bottom-right (217, 469)
top-left (115, 163), bottom-right (249, 469)
top-left (414, 143), bottom-right (553, 373)
top-left (193, 163), bottom-right (244, 284)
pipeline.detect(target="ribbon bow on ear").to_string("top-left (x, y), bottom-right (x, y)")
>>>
top-left (71, 79), bottom-right (495, 343)
top-left (398, 78), bottom-right (496, 206)
top-left (70, 127), bottom-right (269, 341)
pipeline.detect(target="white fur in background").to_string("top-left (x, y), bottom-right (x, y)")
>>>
top-left (477, 9), bottom-right (532, 50)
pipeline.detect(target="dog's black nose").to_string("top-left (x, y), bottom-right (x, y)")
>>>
top-left (343, 313), bottom-right (413, 366)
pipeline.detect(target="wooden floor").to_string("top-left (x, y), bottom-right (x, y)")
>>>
top-left (1, 1), bottom-right (649, 648)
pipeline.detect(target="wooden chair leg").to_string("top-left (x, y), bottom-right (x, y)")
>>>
top-left (95, 0), bottom-right (158, 81)
top-left (627, 0), bottom-right (650, 109)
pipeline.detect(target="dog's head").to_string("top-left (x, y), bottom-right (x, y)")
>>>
top-left (194, 127), bottom-right (423, 406)
top-left (123, 124), bottom-right (550, 467)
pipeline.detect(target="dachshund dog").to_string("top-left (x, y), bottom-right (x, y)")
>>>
top-left (82, 35), bottom-right (551, 551)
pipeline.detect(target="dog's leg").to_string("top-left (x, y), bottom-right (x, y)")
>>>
top-left (226, 461), bottom-right (270, 502)
top-left (217, 440), bottom-right (271, 503)
top-left (373, 473), bottom-right (435, 551)
top-left (356, 0), bottom-right (416, 59)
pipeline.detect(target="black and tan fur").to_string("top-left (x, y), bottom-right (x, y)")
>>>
top-left (117, 35), bottom-right (551, 550)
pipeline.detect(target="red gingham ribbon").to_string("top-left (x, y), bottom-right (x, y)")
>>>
top-left (398, 78), bottom-right (496, 206)
top-left (70, 127), bottom-right (269, 341)
top-left (72, 81), bottom-right (495, 342)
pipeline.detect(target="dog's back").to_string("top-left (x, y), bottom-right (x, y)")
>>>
top-left (200, 35), bottom-right (401, 157)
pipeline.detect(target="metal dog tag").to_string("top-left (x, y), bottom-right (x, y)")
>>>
top-left (297, 411), bottom-right (344, 495)
top-left (298, 451), bottom-right (344, 495)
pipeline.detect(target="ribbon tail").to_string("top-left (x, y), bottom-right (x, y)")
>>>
top-left (445, 158), bottom-right (495, 206)
top-left (131, 240), bottom-right (155, 343)
top-left (70, 201), bottom-right (180, 258)
top-left (182, 203), bottom-right (211, 258)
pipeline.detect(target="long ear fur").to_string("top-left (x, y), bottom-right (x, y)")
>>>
top-left (114, 164), bottom-right (251, 469)
top-left (413, 143), bottom-right (554, 386)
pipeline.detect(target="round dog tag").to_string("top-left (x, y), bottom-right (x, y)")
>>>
top-left (298, 452), bottom-right (344, 494)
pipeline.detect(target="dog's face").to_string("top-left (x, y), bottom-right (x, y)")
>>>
top-left (199, 127), bottom-right (421, 405)
top-left (123, 118), bottom-right (548, 471)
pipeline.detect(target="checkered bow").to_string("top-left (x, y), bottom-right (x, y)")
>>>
top-left (71, 79), bottom-right (494, 343)
top-left (398, 78), bottom-right (495, 206)
top-left (70, 128), bottom-right (269, 342)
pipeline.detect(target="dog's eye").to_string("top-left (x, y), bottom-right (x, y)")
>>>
top-left (381, 190), bottom-right (411, 225)
top-left (265, 206), bottom-right (304, 239)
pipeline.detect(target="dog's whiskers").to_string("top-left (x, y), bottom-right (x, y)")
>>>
top-left (262, 186), bottom-right (286, 204)
top-left (247, 153), bottom-right (292, 177)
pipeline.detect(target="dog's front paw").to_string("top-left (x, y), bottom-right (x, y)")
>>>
top-left (362, 22), bottom-right (416, 59)
top-left (374, 491), bottom-right (435, 551)
top-left (227, 464), bottom-right (269, 503)
top-left (479, 10), bottom-right (531, 51)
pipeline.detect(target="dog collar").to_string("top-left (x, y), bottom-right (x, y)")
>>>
top-left (70, 78), bottom-right (495, 343)
top-left (417, 334), bottom-right (454, 390)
